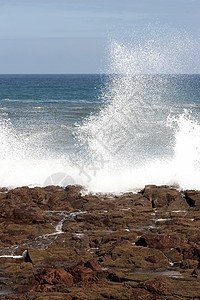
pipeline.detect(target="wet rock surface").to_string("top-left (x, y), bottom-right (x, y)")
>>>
top-left (0, 185), bottom-right (200, 299)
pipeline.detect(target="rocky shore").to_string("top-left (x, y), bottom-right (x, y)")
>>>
top-left (0, 184), bottom-right (200, 299)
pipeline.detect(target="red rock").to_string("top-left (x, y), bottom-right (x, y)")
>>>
top-left (28, 259), bottom-right (101, 292)
top-left (32, 267), bottom-right (74, 291)
top-left (34, 267), bottom-right (74, 286)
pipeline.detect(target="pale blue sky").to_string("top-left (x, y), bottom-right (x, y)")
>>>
top-left (0, 0), bottom-right (199, 73)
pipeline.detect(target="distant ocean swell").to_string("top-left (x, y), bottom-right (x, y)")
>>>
top-left (0, 40), bottom-right (200, 193)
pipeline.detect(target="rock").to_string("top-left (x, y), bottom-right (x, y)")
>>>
top-left (2, 261), bottom-right (33, 276)
top-left (29, 259), bottom-right (101, 292)
top-left (180, 259), bottom-right (199, 270)
top-left (65, 185), bottom-right (85, 209)
top-left (138, 277), bottom-right (166, 295)
top-left (136, 234), bottom-right (188, 249)
top-left (74, 210), bottom-right (135, 231)
top-left (1, 184), bottom-right (200, 299)
top-left (142, 185), bottom-right (188, 209)
top-left (98, 242), bottom-right (169, 270)
top-left (0, 186), bottom-right (72, 224)
top-left (1, 185), bottom-right (72, 211)
top-left (101, 231), bottom-right (137, 245)
top-left (191, 269), bottom-right (198, 277)
top-left (43, 186), bottom-right (73, 211)
top-left (184, 190), bottom-right (200, 208)
top-left (177, 246), bottom-right (200, 261)
top-left (24, 247), bottom-right (93, 268)
top-left (33, 267), bottom-right (74, 291)
top-left (84, 259), bottom-right (102, 271)
top-left (131, 288), bottom-right (156, 300)
top-left (67, 261), bottom-right (96, 284)
top-left (180, 228), bottom-right (200, 244)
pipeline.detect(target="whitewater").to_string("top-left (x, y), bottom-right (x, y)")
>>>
top-left (0, 40), bottom-right (200, 193)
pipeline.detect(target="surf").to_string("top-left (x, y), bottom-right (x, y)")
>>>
top-left (0, 37), bottom-right (199, 193)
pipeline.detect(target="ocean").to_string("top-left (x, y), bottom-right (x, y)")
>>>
top-left (0, 73), bottom-right (199, 193)
top-left (0, 40), bottom-right (200, 193)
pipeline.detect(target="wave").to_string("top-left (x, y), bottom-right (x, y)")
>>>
top-left (0, 39), bottom-right (200, 193)
top-left (0, 110), bottom-right (199, 192)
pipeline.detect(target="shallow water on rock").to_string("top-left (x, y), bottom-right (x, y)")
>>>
top-left (0, 289), bottom-right (16, 295)
top-left (0, 210), bottom-right (85, 255)
top-left (131, 269), bottom-right (183, 278)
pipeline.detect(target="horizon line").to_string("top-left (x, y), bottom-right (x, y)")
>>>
top-left (0, 73), bottom-right (199, 76)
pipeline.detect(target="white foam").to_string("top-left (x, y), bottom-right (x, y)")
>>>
top-left (74, 40), bottom-right (200, 193)
top-left (0, 39), bottom-right (200, 194)
top-left (0, 255), bottom-right (23, 259)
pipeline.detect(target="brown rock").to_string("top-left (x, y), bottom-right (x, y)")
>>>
top-left (0, 185), bottom-right (72, 214)
top-left (0, 186), bottom-right (72, 225)
top-left (24, 247), bottom-right (93, 268)
top-left (185, 190), bottom-right (200, 207)
top-left (101, 231), bottom-right (137, 245)
top-left (68, 262), bottom-right (96, 284)
top-left (75, 210), bottom-right (134, 230)
top-left (138, 277), bottom-right (166, 295)
top-left (65, 185), bottom-right (85, 209)
top-left (177, 246), bottom-right (200, 261)
top-left (34, 267), bottom-right (74, 286)
top-left (98, 242), bottom-right (168, 270)
top-left (84, 259), bottom-right (102, 271)
top-left (191, 269), bottom-right (198, 277)
top-left (29, 259), bottom-right (101, 292)
top-left (180, 259), bottom-right (199, 270)
top-left (136, 234), bottom-right (188, 249)
top-left (131, 288), bottom-right (156, 300)
top-left (142, 185), bottom-right (188, 209)
top-left (0, 202), bottom-right (45, 224)
top-left (1, 184), bottom-right (200, 300)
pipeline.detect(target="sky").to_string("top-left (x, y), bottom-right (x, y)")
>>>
top-left (0, 0), bottom-right (199, 74)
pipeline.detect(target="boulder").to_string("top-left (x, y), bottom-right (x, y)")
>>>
top-left (67, 261), bottom-right (96, 284)
top-left (29, 259), bottom-right (101, 292)
top-left (34, 267), bottom-right (74, 289)
top-left (142, 185), bottom-right (188, 210)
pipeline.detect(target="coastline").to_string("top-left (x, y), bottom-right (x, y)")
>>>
top-left (0, 184), bottom-right (200, 299)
